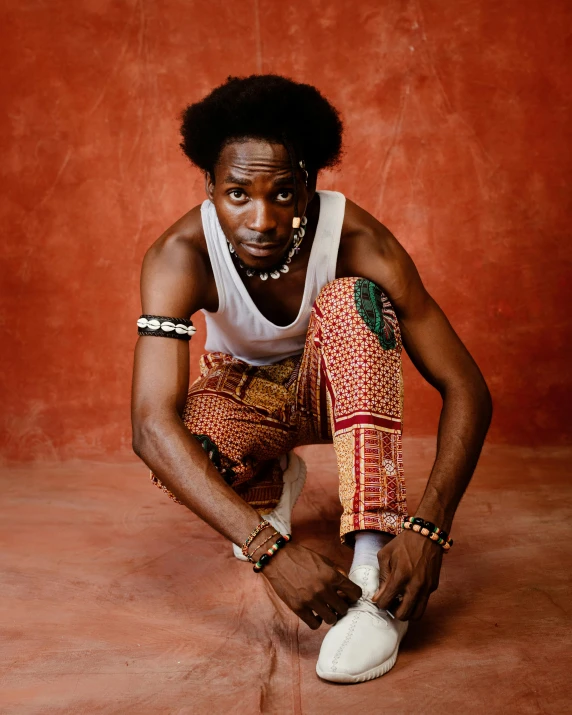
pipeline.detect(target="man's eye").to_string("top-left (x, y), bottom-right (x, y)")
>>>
top-left (277, 190), bottom-right (293, 201)
top-left (230, 189), bottom-right (245, 199)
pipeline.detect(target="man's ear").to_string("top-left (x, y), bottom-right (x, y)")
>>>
top-left (205, 171), bottom-right (215, 201)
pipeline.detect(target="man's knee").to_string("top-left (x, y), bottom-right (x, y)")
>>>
top-left (315, 277), bottom-right (401, 352)
top-left (315, 276), bottom-right (360, 304)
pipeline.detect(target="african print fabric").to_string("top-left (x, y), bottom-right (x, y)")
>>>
top-left (150, 277), bottom-right (408, 543)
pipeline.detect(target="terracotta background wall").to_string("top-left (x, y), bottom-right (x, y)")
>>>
top-left (1, 0), bottom-right (570, 461)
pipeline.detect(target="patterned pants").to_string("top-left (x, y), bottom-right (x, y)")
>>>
top-left (151, 277), bottom-right (408, 543)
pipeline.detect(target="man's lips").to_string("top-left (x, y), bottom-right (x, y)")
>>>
top-left (240, 242), bottom-right (284, 257)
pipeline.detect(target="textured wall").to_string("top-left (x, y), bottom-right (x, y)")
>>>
top-left (1, 0), bottom-right (570, 461)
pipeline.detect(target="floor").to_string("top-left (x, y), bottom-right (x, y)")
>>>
top-left (1, 438), bottom-right (570, 715)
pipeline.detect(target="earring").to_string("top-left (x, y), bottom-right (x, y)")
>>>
top-left (299, 159), bottom-right (308, 187)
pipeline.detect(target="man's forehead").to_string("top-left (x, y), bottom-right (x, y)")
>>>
top-left (217, 138), bottom-right (292, 178)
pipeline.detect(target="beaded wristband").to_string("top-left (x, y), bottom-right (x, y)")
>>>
top-left (250, 530), bottom-right (279, 559)
top-left (253, 534), bottom-right (292, 573)
top-left (403, 517), bottom-right (454, 552)
top-left (137, 315), bottom-right (196, 341)
top-left (241, 520), bottom-right (273, 561)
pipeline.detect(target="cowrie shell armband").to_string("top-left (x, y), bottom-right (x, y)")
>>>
top-left (137, 315), bottom-right (196, 341)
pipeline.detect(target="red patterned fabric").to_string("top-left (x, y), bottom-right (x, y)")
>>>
top-left (150, 277), bottom-right (408, 543)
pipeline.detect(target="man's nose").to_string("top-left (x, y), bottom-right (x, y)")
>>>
top-left (247, 200), bottom-right (277, 234)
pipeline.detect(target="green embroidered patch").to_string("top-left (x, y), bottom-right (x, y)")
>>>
top-left (354, 278), bottom-right (397, 350)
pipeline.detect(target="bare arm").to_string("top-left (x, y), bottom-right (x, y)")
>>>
top-left (131, 226), bottom-right (266, 548)
top-left (341, 200), bottom-right (493, 619)
top-left (364, 242), bottom-right (492, 533)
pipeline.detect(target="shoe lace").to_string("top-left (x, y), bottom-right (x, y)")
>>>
top-left (348, 595), bottom-right (391, 627)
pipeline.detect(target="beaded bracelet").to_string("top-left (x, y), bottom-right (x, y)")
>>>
top-left (253, 534), bottom-right (292, 573)
top-left (250, 530), bottom-right (279, 559)
top-left (241, 520), bottom-right (273, 561)
top-left (402, 516), bottom-right (454, 552)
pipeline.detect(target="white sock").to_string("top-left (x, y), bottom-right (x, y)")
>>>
top-left (351, 531), bottom-right (393, 570)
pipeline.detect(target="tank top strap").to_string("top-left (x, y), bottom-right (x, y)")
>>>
top-left (200, 198), bottom-right (228, 312)
top-left (309, 190), bottom-right (346, 289)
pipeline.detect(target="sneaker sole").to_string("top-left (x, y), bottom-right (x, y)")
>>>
top-left (315, 625), bottom-right (407, 684)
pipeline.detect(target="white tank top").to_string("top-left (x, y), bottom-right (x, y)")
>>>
top-left (200, 190), bottom-right (346, 366)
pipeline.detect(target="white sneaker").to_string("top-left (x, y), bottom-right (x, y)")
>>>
top-left (316, 565), bottom-right (408, 683)
top-left (232, 451), bottom-right (307, 561)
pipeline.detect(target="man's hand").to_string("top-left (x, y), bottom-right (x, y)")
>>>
top-left (373, 529), bottom-right (443, 621)
top-left (262, 543), bottom-right (362, 629)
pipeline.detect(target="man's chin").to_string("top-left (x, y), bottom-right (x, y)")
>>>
top-left (235, 241), bottom-right (292, 270)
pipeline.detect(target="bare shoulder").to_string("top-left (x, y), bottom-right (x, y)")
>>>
top-left (140, 204), bottom-right (217, 316)
top-left (339, 198), bottom-right (401, 264)
top-left (337, 197), bottom-right (428, 317)
top-left (144, 204), bottom-right (208, 273)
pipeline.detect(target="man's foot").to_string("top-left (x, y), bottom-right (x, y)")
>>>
top-left (316, 565), bottom-right (408, 683)
top-left (232, 451), bottom-right (307, 561)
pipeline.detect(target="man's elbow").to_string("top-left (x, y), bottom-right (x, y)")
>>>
top-left (444, 372), bottom-right (493, 424)
top-left (132, 430), bottom-right (145, 459)
top-left (131, 413), bottom-right (168, 460)
top-left (132, 418), bottom-right (150, 459)
top-left (465, 374), bottom-right (493, 427)
top-left (471, 378), bottom-right (493, 428)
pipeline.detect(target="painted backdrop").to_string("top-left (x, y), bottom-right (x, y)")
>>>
top-left (1, 0), bottom-right (570, 460)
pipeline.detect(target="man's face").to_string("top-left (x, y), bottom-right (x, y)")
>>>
top-left (206, 138), bottom-right (312, 270)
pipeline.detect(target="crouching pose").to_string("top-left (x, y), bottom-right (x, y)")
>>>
top-left (131, 74), bottom-right (492, 684)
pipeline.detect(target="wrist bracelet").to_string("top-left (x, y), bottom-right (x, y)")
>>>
top-left (402, 517), bottom-right (454, 552)
top-left (253, 534), bottom-right (292, 573)
top-left (250, 530), bottom-right (279, 559)
top-left (241, 520), bottom-right (273, 561)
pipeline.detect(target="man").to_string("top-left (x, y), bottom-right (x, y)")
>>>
top-left (131, 74), bottom-right (492, 684)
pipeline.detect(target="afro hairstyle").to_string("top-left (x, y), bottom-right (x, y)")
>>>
top-left (179, 74), bottom-right (343, 176)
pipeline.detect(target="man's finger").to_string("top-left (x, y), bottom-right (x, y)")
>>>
top-left (373, 562), bottom-right (396, 601)
top-left (374, 572), bottom-right (405, 609)
top-left (296, 607), bottom-right (322, 630)
top-left (377, 551), bottom-right (391, 581)
top-left (325, 589), bottom-right (350, 618)
top-left (335, 572), bottom-right (362, 601)
top-left (393, 586), bottom-right (422, 621)
top-left (335, 589), bottom-right (353, 604)
top-left (310, 599), bottom-right (337, 626)
top-left (374, 552), bottom-right (392, 598)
